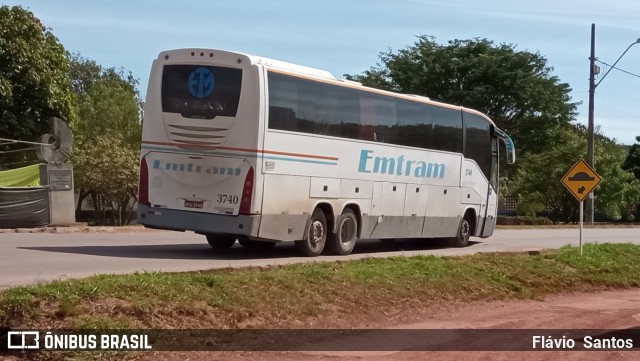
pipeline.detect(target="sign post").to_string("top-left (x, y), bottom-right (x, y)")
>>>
top-left (579, 200), bottom-right (583, 254)
top-left (561, 159), bottom-right (602, 255)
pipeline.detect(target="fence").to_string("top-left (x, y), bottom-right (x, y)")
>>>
top-left (0, 187), bottom-right (50, 228)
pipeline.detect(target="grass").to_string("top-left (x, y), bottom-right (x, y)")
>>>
top-left (496, 223), bottom-right (640, 229)
top-left (2, 243), bottom-right (640, 333)
top-left (3, 243), bottom-right (640, 360)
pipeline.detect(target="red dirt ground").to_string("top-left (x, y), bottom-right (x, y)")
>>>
top-left (136, 288), bottom-right (640, 361)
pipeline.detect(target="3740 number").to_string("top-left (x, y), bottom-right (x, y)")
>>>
top-left (217, 194), bottom-right (239, 204)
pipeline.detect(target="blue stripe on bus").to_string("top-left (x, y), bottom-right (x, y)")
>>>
top-left (140, 145), bottom-right (338, 166)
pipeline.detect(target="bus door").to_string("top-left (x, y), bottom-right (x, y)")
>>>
top-left (481, 136), bottom-right (499, 237)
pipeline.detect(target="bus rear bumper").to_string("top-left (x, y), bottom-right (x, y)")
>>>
top-left (137, 204), bottom-right (261, 237)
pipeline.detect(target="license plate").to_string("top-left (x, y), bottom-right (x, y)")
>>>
top-left (184, 200), bottom-right (204, 209)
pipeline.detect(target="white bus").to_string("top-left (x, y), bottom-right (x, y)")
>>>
top-left (138, 48), bottom-right (516, 257)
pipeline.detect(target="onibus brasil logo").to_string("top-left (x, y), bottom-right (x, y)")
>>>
top-left (6, 330), bottom-right (152, 350)
top-left (188, 67), bottom-right (215, 99)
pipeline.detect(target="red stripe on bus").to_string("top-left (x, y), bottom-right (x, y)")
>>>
top-left (141, 140), bottom-right (339, 161)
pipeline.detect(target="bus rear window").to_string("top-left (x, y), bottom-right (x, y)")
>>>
top-left (162, 65), bottom-right (242, 119)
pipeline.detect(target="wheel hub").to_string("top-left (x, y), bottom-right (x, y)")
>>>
top-left (310, 220), bottom-right (324, 247)
top-left (461, 221), bottom-right (470, 237)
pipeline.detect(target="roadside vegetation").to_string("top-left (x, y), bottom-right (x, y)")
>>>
top-left (495, 215), bottom-right (640, 227)
top-left (2, 243), bottom-right (640, 360)
top-left (3, 243), bottom-right (640, 332)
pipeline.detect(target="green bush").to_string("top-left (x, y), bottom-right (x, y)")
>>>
top-left (497, 215), bottom-right (553, 225)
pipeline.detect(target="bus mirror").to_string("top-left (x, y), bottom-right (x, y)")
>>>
top-left (494, 127), bottom-right (515, 164)
top-left (505, 141), bottom-right (516, 164)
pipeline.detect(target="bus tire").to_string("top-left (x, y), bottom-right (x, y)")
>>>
top-left (295, 208), bottom-right (327, 257)
top-left (238, 239), bottom-right (276, 249)
top-left (448, 214), bottom-right (472, 247)
top-left (206, 235), bottom-right (236, 249)
top-left (326, 209), bottom-right (358, 255)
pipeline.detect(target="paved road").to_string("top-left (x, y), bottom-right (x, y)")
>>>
top-left (0, 228), bottom-right (638, 288)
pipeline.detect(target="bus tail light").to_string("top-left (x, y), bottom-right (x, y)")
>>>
top-left (138, 157), bottom-right (150, 205)
top-left (239, 166), bottom-right (254, 215)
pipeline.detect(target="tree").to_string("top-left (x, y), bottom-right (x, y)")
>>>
top-left (622, 136), bottom-right (640, 181)
top-left (72, 134), bottom-right (139, 225)
top-left (622, 136), bottom-right (640, 221)
top-left (595, 136), bottom-right (640, 221)
top-left (69, 56), bottom-right (142, 225)
top-left (68, 52), bottom-right (139, 100)
top-left (67, 52), bottom-right (102, 95)
top-left (346, 36), bottom-right (579, 159)
top-left (513, 127), bottom-right (640, 223)
top-left (0, 6), bottom-right (75, 154)
top-left (511, 129), bottom-right (584, 223)
top-left (73, 72), bottom-right (141, 146)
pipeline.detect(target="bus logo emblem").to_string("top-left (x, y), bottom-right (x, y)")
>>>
top-left (188, 67), bottom-right (215, 98)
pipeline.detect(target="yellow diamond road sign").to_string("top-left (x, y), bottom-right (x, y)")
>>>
top-left (561, 159), bottom-right (602, 202)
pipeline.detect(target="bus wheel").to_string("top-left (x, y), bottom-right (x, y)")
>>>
top-left (295, 208), bottom-right (327, 257)
top-left (206, 235), bottom-right (236, 249)
top-left (326, 209), bottom-right (358, 255)
top-left (238, 239), bottom-right (276, 249)
top-left (448, 214), bottom-right (472, 247)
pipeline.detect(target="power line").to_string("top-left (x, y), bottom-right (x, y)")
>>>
top-left (571, 90), bottom-right (640, 101)
top-left (595, 59), bottom-right (640, 80)
top-left (594, 93), bottom-right (640, 101)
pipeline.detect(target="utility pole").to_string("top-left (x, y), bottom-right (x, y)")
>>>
top-left (586, 23), bottom-right (596, 225)
top-left (586, 24), bottom-right (640, 224)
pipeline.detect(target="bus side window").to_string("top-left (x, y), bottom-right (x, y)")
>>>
top-left (269, 106), bottom-right (297, 131)
top-left (396, 100), bottom-right (433, 149)
top-left (432, 107), bottom-right (463, 153)
top-left (358, 124), bottom-right (375, 141)
top-left (359, 94), bottom-right (399, 143)
top-left (359, 96), bottom-right (377, 141)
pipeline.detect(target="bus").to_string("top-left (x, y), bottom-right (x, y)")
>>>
top-left (137, 48), bottom-right (516, 257)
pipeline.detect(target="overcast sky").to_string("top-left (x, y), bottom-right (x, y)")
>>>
top-left (7, 0), bottom-right (640, 144)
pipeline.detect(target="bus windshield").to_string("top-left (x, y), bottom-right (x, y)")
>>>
top-left (161, 65), bottom-right (243, 119)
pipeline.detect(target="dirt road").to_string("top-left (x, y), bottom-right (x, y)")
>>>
top-left (134, 288), bottom-right (640, 360)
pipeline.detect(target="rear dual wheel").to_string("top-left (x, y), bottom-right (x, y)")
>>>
top-left (238, 239), bottom-right (276, 249)
top-left (326, 209), bottom-right (358, 255)
top-left (206, 235), bottom-right (236, 249)
top-left (295, 208), bottom-right (327, 257)
top-left (295, 208), bottom-right (359, 257)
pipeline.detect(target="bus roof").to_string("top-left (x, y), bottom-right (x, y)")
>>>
top-left (158, 48), bottom-right (498, 128)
